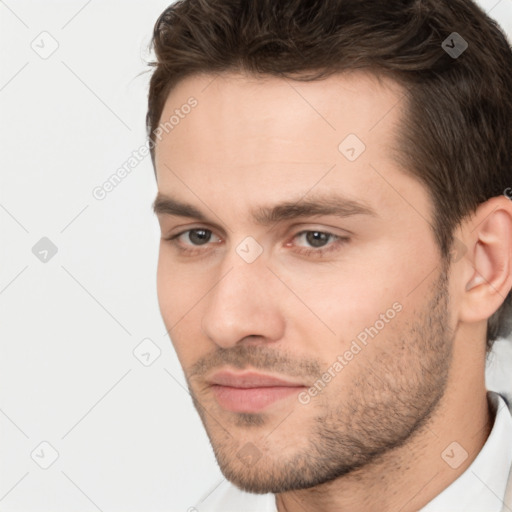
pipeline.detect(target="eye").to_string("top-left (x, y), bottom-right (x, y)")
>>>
top-left (295, 231), bottom-right (333, 248)
top-left (290, 230), bottom-right (349, 257)
top-left (178, 228), bottom-right (214, 246)
top-left (163, 227), bottom-right (349, 258)
top-left (165, 228), bottom-right (221, 253)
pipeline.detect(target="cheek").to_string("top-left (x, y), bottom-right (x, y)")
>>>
top-left (283, 246), bottom-right (434, 357)
top-left (156, 248), bottom-right (172, 316)
top-left (156, 249), bottom-right (192, 331)
top-left (281, 265), bottom-right (402, 342)
top-left (156, 250), bottom-right (212, 365)
top-left (156, 247), bottom-right (195, 315)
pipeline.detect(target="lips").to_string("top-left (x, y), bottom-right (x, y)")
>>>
top-left (209, 371), bottom-right (305, 388)
top-left (208, 370), bottom-right (307, 413)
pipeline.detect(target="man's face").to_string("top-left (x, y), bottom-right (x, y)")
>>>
top-left (154, 71), bottom-right (455, 493)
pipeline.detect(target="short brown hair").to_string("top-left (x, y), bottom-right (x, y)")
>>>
top-left (146, 0), bottom-right (512, 352)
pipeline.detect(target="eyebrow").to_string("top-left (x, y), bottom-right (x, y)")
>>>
top-left (152, 192), bottom-right (376, 226)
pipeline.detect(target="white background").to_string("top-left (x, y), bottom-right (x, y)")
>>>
top-left (1, 1), bottom-right (511, 510)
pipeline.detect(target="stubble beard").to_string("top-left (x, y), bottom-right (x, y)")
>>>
top-left (187, 262), bottom-right (454, 494)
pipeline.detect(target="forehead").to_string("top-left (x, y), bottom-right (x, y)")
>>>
top-left (155, 70), bottom-right (405, 170)
top-left (153, 70), bottom-right (431, 228)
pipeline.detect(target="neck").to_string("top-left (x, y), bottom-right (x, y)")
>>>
top-left (275, 355), bottom-right (493, 512)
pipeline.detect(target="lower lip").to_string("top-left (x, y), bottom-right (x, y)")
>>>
top-left (211, 385), bottom-right (306, 413)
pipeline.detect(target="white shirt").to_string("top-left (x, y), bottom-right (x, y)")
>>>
top-left (196, 391), bottom-right (512, 512)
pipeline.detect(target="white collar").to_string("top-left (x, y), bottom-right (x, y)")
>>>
top-left (197, 391), bottom-right (512, 512)
top-left (421, 391), bottom-right (512, 512)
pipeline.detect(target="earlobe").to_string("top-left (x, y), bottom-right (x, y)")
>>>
top-left (459, 196), bottom-right (512, 323)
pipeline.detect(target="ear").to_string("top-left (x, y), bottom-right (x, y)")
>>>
top-left (457, 195), bottom-right (512, 325)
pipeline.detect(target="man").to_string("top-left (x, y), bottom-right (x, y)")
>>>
top-left (147, 0), bottom-right (512, 510)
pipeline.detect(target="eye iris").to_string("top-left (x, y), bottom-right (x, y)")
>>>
top-left (189, 229), bottom-right (211, 245)
top-left (306, 231), bottom-right (329, 248)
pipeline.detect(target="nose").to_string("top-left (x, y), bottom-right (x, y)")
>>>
top-left (200, 252), bottom-right (286, 349)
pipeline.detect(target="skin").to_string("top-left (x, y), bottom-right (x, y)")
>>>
top-left (153, 70), bottom-right (512, 512)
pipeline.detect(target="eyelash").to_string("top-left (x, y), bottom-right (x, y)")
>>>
top-left (163, 228), bottom-right (349, 258)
